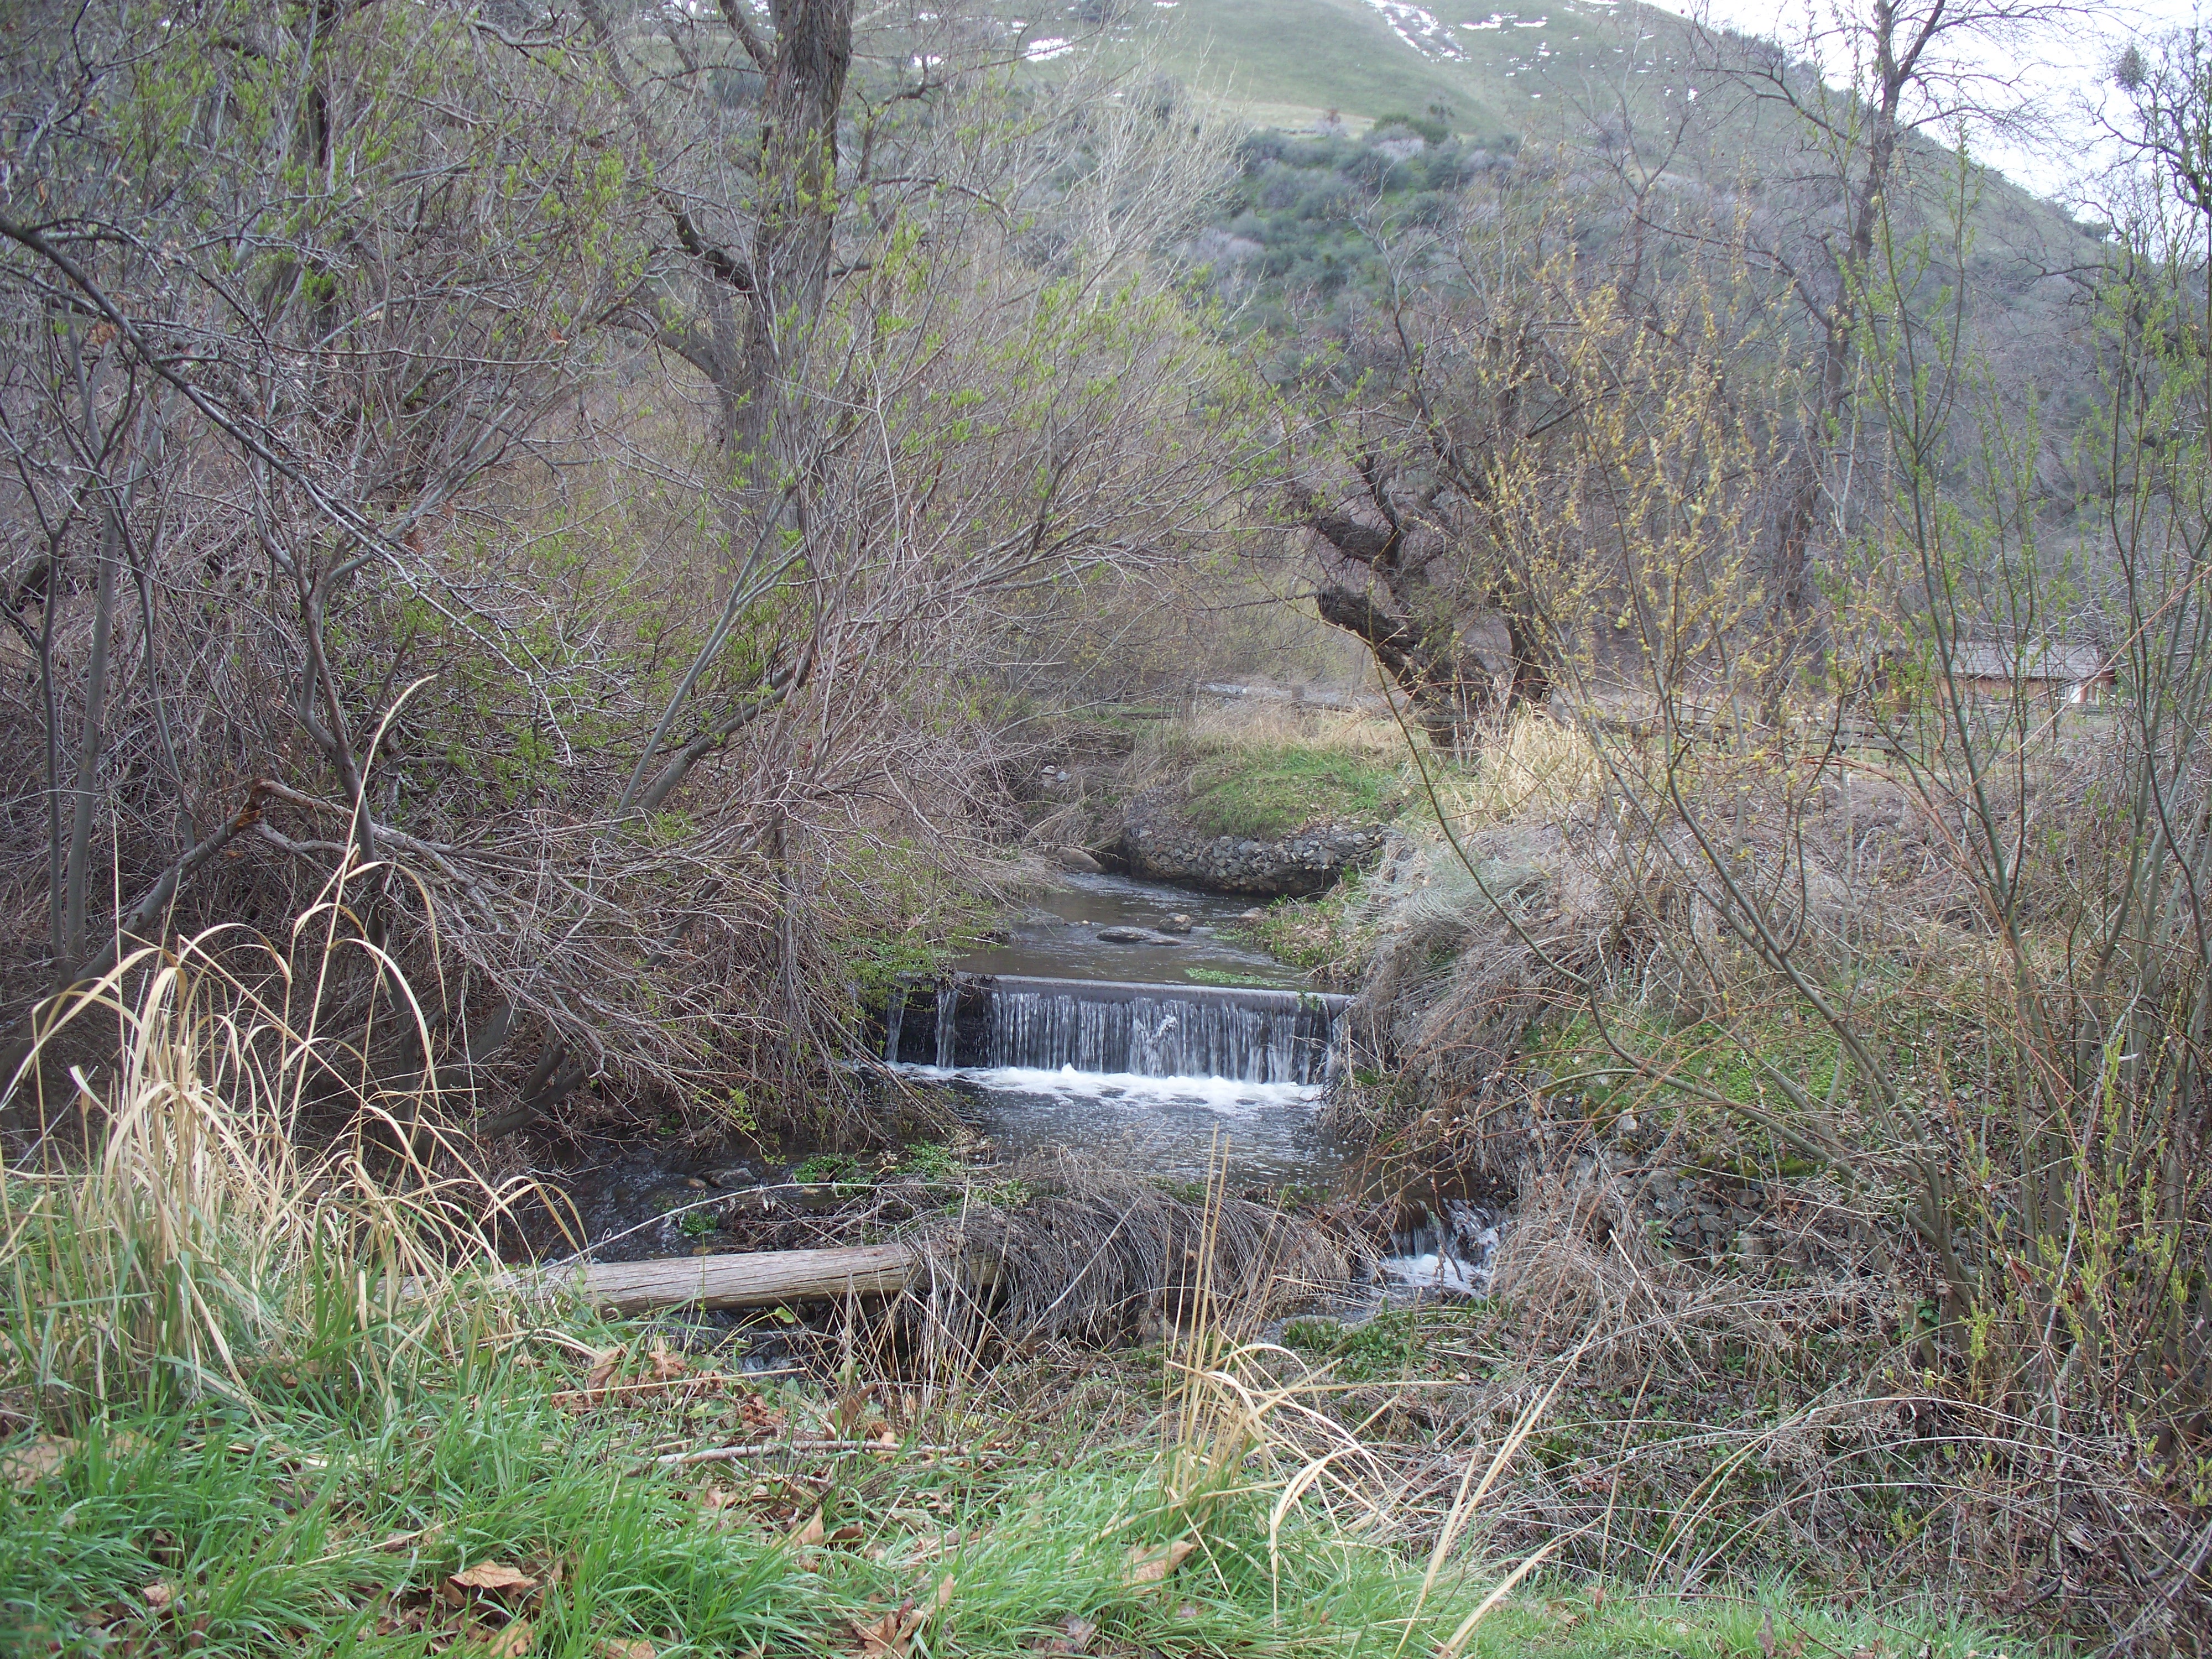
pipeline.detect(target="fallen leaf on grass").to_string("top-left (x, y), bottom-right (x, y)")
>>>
top-left (648, 1343), bottom-right (687, 1382)
top-left (852, 1572), bottom-right (956, 1656)
top-left (102, 1428), bottom-right (159, 1460)
top-left (142, 1583), bottom-right (175, 1611)
top-left (487, 1616), bottom-right (533, 1656)
top-left (790, 1509), bottom-right (826, 1549)
top-left (1041, 1614), bottom-right (1096, 1655)
top-left (603, 1642), bottom-right (655, 1659)
top-left (450, 1562), bottom-right (538, 1595)
top-left (1123, 1537), bottom-right (1196, 1588)
top-left (854, 1600), bottom-right (925, 1657)
top-left (1, 1436), bottom-right (75, 1488)
top-left (583, 1348), bottom-right (623, 1394)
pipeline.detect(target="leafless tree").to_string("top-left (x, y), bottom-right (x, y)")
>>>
top-left (1689, 0), bottom-right (2077, 668)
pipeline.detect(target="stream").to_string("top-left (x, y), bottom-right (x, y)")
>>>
top-left (889, 873), bottom-right (1350, 1185)
top-left (534, 873), bottom-right (1496, 1298)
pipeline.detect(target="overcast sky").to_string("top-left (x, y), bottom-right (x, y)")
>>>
top-left (1663, 0), bottom-right (2200, 205)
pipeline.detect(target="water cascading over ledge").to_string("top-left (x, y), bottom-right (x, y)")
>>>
top-left (882, 974), bottom-right (1348, 1086)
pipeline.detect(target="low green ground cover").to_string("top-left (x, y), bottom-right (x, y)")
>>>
top-left (0, 1301), bottom-right (2016, 1657)
top-left (1173, 742), bottom-right (1406, 842)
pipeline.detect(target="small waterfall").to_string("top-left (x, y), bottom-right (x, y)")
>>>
top-left (1381, 1199), bottom-right (1500, 1295)
top-left (934, 986), bottom-right (959, 1068)
top-left (881, 974), bottom-right (1349, 1086)
top-left (975, 975), bottom-right (1344, 1086)
top-left (881, 985), bottom-right (906, 1065)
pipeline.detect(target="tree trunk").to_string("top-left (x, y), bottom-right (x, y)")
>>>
top-left (729, 0), bottom-right (854, 489)
top-left (1312, 580), bottom-right (1493, 744)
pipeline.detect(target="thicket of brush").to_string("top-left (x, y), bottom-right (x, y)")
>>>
top-left (0, 0), bottom-right (1270, 1145)
top-left (1272, 265), bottom-right (2212, 1651)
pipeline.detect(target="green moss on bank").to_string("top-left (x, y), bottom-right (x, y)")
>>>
top-left (1178, 743), bottom-right (1405, 839)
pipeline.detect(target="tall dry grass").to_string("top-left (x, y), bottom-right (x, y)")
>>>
top-left (1420, 708), bottom-right (1605, 830)
top-left (1172, 697), bottom-right (1414, 764)
top-left (1138, 1148), bottom-right (1563, 1653)
top-left (1, 881), bottom-right (533, 1421)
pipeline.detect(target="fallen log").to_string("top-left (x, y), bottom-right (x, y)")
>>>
top-left (491, 1244), bottom-right (923, 1317)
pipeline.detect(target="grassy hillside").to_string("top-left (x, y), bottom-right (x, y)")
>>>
top-left (1138, 0), bottom-right (1653, 139)
top-left (1084, 0), bottom-right (2105, 426)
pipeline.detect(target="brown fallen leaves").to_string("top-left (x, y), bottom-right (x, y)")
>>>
top-left (363, 1556), bottom-right (549, 1653)
top-left (554, 1344), bottom-right (785, 1433)
top-left (582, 1348), bottom-right (623, 1395)
top-left (850, 1575), bottom-right (956, 1657)
top-left (450, 1563), bottom-right (538, 1595)
top-left (1123, 1537), bottom-right (1196, 1589)
top-left (1041, 1614), bottom-right (1097, 1655)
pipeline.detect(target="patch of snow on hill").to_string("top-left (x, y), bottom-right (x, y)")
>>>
top-left (1360, 0), bottom-right (1467, 60)
top-left (1458, 10), bottom-right (1548, 32)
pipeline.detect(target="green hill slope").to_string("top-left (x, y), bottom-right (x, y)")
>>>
top-left (1138, 0), bottom-right (1686, 139)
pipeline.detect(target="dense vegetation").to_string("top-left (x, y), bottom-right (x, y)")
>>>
top-left (4, 0), bottom-right (2211, 1650)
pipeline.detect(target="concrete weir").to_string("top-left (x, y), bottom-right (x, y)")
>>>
top-left (883, 973), bottom-right (1350, 1086)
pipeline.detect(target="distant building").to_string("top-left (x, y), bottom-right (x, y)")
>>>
top-left (1950, 640), bottom-right (2114, 706)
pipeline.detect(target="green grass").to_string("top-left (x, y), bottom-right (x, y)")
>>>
top-left (1180, 743), bottom-right (1404, 838)
top-left (1125, 0), bottom-right (1601, 139)
top-left (1237, 878), bottom-right (1370, 978)
top-left (0, 1319), bottom-right (2018, 1658)
top-left (893, 1141), bottom-right (960, 1181)
top-left (791, 1152), bottom-right (868, 1187)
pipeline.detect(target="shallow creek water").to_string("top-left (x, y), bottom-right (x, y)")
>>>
top-left (538, 873), bottom-right (1495, 1297)
top-left (895, 872), bottom-right (1349, 1183)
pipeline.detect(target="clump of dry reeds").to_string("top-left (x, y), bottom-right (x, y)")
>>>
top-left (0, 885), bottom-right (532, 1421)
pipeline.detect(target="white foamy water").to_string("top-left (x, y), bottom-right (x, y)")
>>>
top-left (1379, 1251), bottom-right (1491, 1293)
top-left (896, 1062), bottom-right (1321, 1115)
top-left (1377, 1201), bottom-right (1500, 1297)
top-left (894, 1061), bottom-right (1344, 1185)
